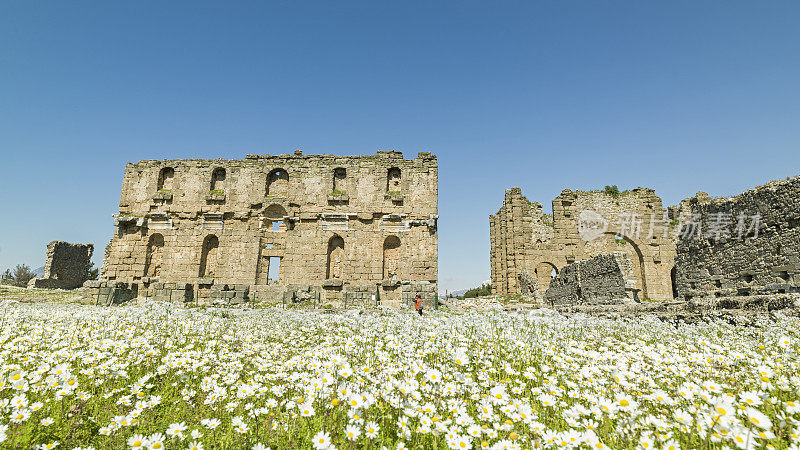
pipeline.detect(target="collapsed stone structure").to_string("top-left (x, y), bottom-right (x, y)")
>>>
top-left (85, 150), bottom-right (438, 307)
top-left (516, 271), bottom-right (541, 302)
top-left (490, 187), bottom-right (678, 302)
top-left (675, 176), bottom-right (800, 299)
top-left (29, 241), bottom-right (94, 289)
top-left (544, 253), bottom-right (630, 306)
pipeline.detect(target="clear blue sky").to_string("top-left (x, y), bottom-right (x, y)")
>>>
top-left (1, 1), bottom-right (799, 292)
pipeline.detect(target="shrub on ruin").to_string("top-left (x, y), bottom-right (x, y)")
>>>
top-left (604, 185), bottom-right (621, 198)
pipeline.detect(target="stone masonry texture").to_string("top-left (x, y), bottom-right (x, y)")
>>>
top-left (543, 254), bottom-right (628, 306)
top-left (94, 150), bottom-right (438, 307)
top-left (675, 175), bottom-right (800, 300)
top-left (29, 241), bottom-right (94, 289)
top-left (490, 187), bottom-right (678, 301)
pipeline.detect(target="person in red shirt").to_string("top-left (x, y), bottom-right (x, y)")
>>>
top-left (414, 294), bottom-right (423, 315)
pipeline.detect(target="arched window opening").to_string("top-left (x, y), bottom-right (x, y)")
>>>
top-left (199, 235), bottom-right (219, 278)
top-left (144, 234), bottom-right (165, 277)
top-left (326, 235), bottom-right (344, 279)
top-left (387, 168), bottom-right (401, 192)
top-left (263, 204), bottom-right (287, 232)
top-left (157, 167), bottom-right (174, 191)
top-left (266, 168), bottom-right (289, 196)
top-left (383, 236), bottom-right (401, 280)
top-left (333, 168), bottom-right (346, 193)
top-left (211, 168), bottom-right (226, 192)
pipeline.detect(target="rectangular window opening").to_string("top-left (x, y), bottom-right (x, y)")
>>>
top-left (268, 257), bottom-right (281, 283)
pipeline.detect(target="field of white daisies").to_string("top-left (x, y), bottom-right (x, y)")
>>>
top-left (0, 300), bottom-right (799, 450)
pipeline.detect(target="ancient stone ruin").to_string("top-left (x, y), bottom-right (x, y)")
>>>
top-left (543, 253), bottom-right (629, 306)
top-left (83, 150), bottom-right (438, 307)
top-left (675, 175), bottom-right (800, 300)
top-left (29, 241), bottom-right (94, 289)
top-left (492, 175), bottom-right (800, 316)
top-left (490, 187), bottom-right (678, 302)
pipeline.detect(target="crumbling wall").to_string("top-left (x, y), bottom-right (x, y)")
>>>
top-left (489, 188), bottom-right (553, 298)
top-left (517, 270), bottom-right (541, 300)
top-left (675, 176), bottom-right (800, 299)
top-left (543, 254), bottom-right (627, 306)
top-left (29, 241), bottom-right (94, 290)
top-left (79, 280), bottom-right (137, 304)
top-left (491, 187), bottom-right (677, 301)
top-left (94, 150), bottom-right (438, 308)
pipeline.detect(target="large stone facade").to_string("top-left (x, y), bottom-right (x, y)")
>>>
top-left (94, 150), bottom-right (438, 307)
top-left (675, 176), bottom-right (800, 299)
top-left (490, 187), bottom-right (678, 301)
top-left (29, 241), bottom-right (94, 289)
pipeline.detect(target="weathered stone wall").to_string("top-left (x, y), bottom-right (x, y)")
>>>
top-left (29, 241), bottom-right (94, 289)
top-left (517, 270), bottom-right (541, 301)
top-left (675, 176), bottom-right (800, 299)
top-left (543, 254), bottom-right (627, 306)
top-left (80, 280), bottom-right (138, 305)
top-left (491, 187), bottom-right (678, 301)
top-left (96, 150), bottom-right (438, 306)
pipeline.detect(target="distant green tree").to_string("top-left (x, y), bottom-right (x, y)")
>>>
top-left (463, 282), bottom-right (492, 298)
top-left (87, 262), bottom-right (99, 280)
top-left (1, 269), bottom-right (12, 284)
top-left (11, 264), bottom-right (36, 287)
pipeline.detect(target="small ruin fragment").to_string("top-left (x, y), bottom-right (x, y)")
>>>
top-left (28, 241), bottom-right (94, 289)
top-left (543, 254), bottom-right (629, 306)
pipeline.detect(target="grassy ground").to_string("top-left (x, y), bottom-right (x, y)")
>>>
top-left (0, 302), bottom-right (797, 449)
top-left (0, 285), bottom-right (83, 303)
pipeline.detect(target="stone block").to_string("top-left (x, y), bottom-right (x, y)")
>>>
top-left (323, 279), bottom-right (343, 288)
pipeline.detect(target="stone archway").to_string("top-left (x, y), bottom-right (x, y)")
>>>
top-left (583, 232), bottom-right (648, 298)
top-left (534, 261), bottom-right (559, 291)
top-left (612, 233), bottom-right (647, 299)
